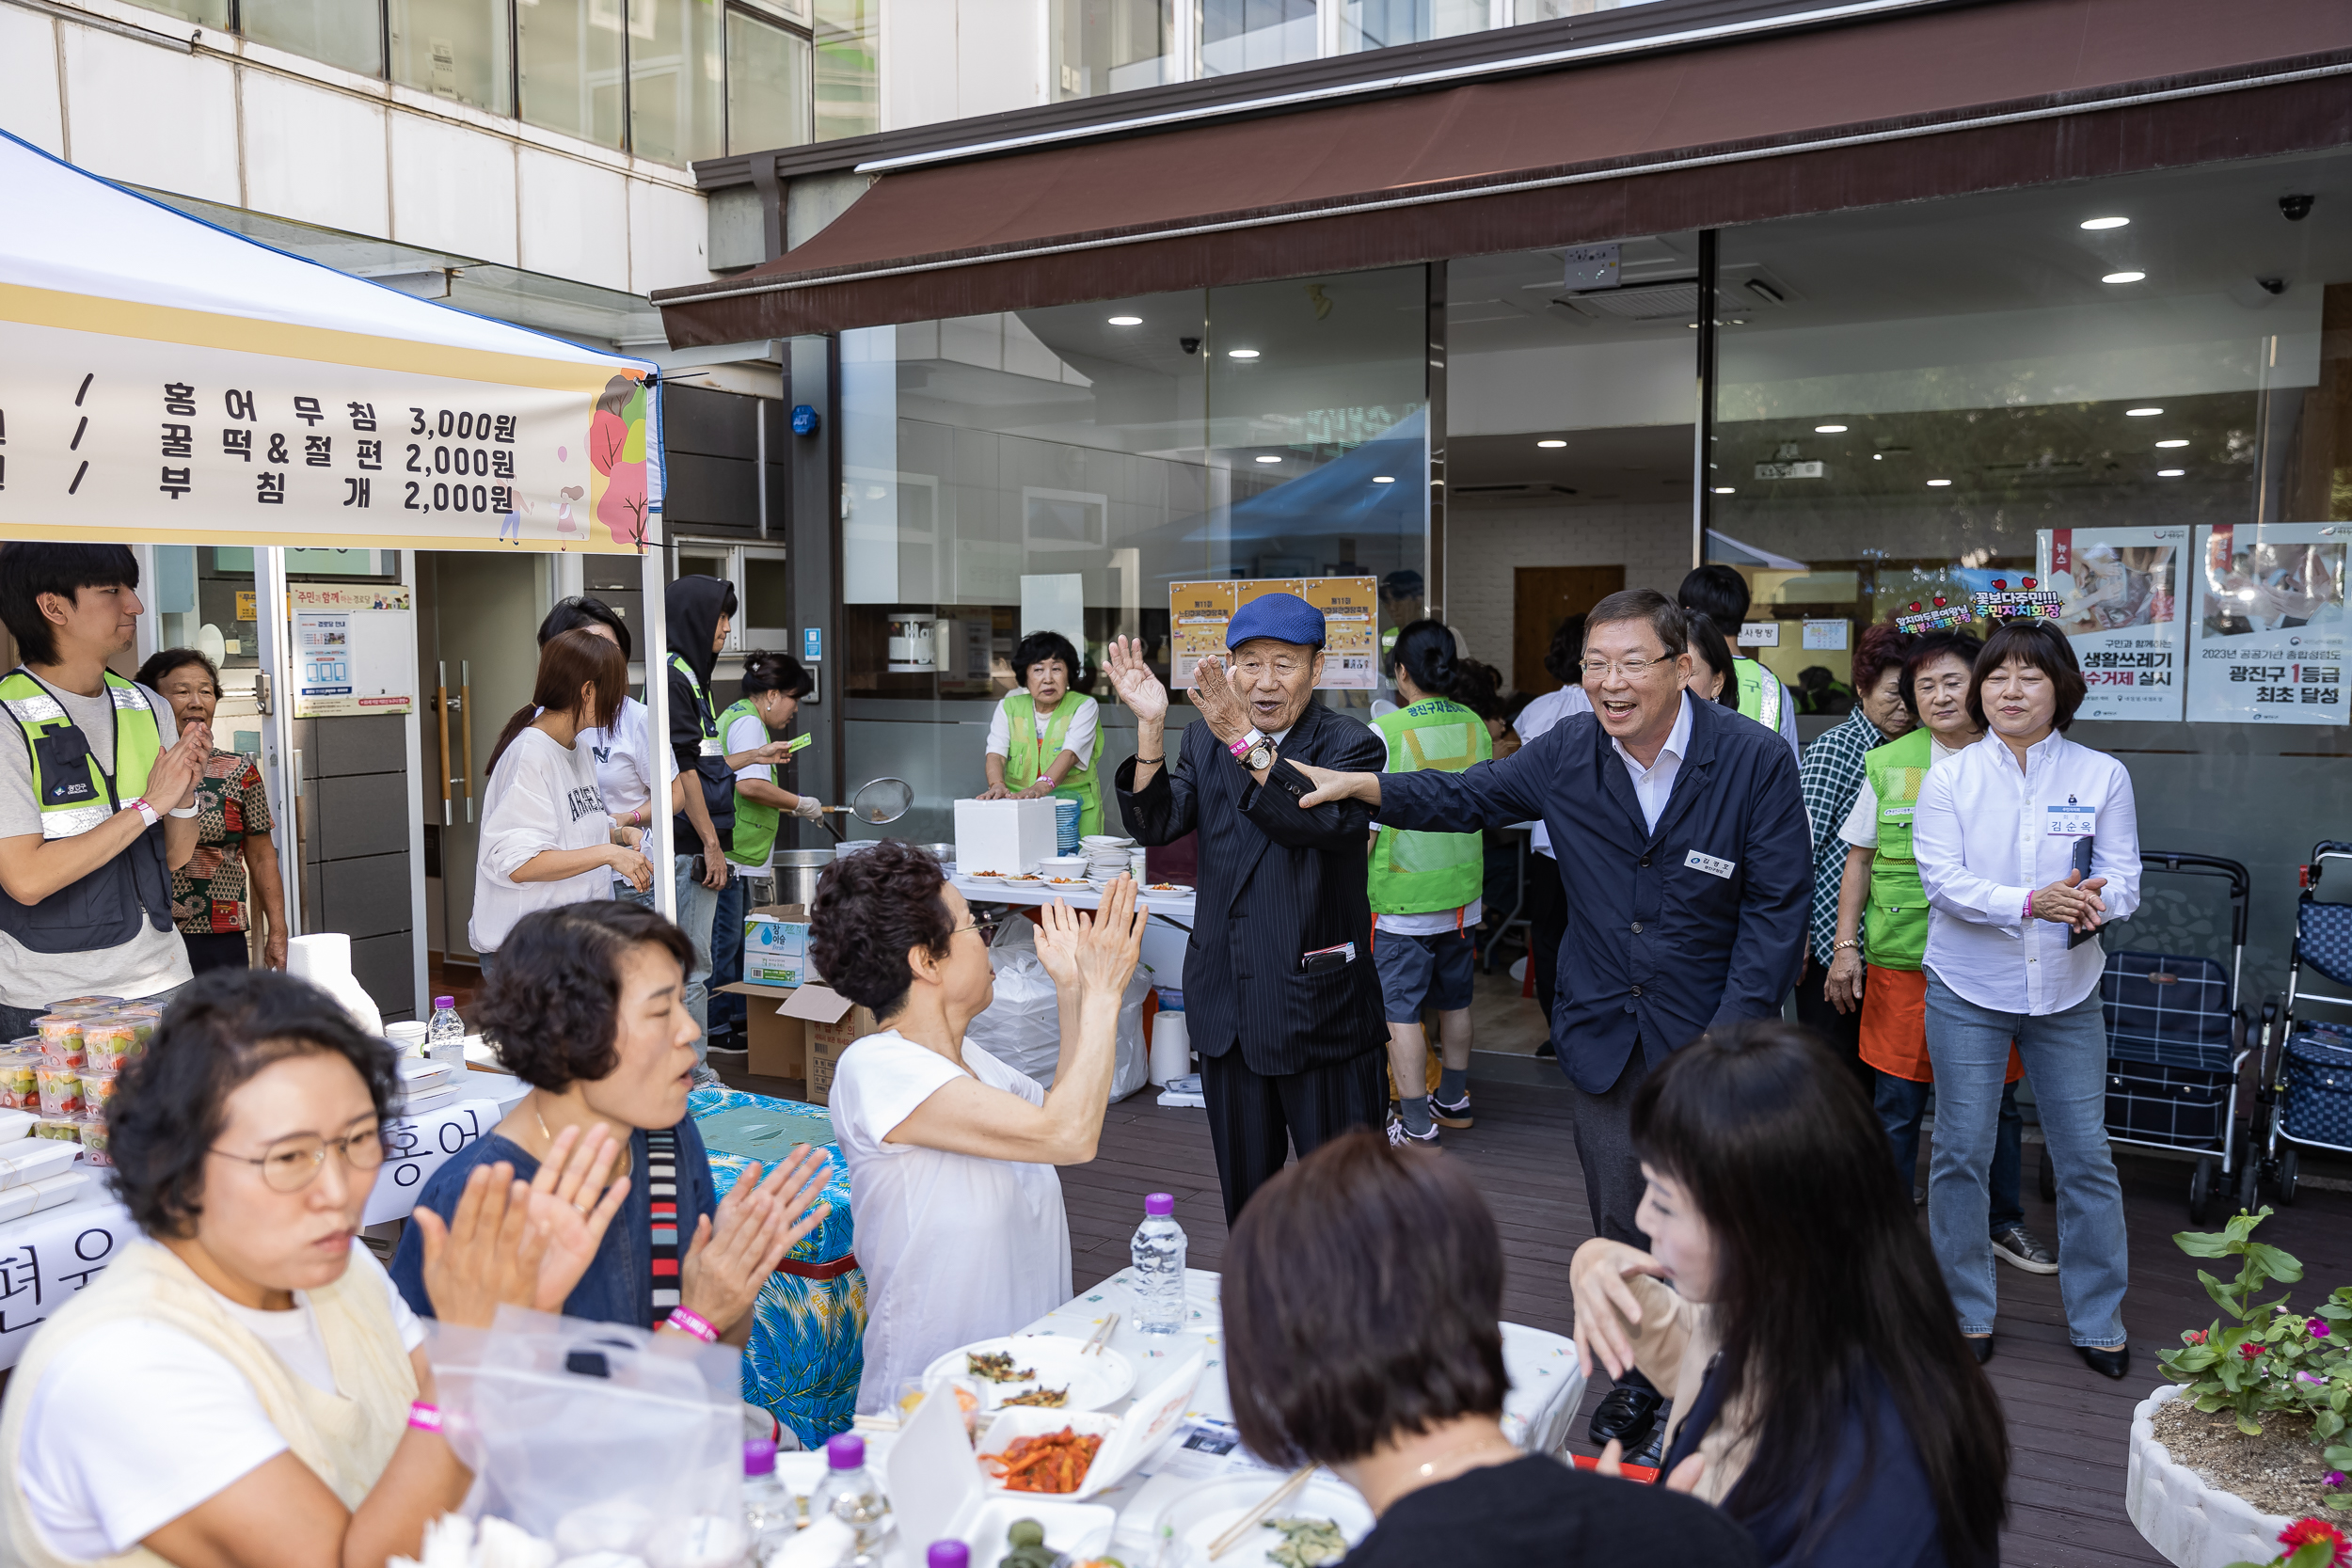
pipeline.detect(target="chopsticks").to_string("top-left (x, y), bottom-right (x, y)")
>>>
top-left (1080, 1311), bottom-right (1120, 1356)
top-left (1207, 1466), bottom-right (1314, 1560)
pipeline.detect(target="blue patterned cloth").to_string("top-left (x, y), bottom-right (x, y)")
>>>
top-left (689, 1085), bottom-right (865, 1449)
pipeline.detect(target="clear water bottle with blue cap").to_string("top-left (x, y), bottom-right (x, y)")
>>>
top-left (1130, 1192), bottom-right (1187, 1335)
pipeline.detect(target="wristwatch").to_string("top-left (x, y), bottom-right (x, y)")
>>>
top-left (1228, 728), bottom-right (1274, 770)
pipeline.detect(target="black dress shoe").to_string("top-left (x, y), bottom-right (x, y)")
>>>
top-left (1588, 1383), bottom-right (1664, 1449)
top-left (2079, 1344), bottom-right (2131, 1380)
top-left (1536, 1038), bottom-right (1557, 1059)
top-left (1966, 1335), bottom-right (1994, 1365)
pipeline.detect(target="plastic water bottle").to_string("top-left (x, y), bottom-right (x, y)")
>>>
top-left (1131, 1192), bottom-right (1188, 1335)
top-left (741, 1439), bottom-right (795, 1560)
top-left (927, 1545), bottom-right (969, 1568)
top-left (425, 996), bottom-right (465, 1067)
top-left (809, 1433), bottom-right (884, 1534)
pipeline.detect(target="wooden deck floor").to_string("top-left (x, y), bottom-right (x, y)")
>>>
top-left (1055, 1059), bottom-right (2352, 1568)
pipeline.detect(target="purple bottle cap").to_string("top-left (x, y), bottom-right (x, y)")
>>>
top-left (927, 1545), bottom-right (970, 1568)
top-left (433, 996), bottom-right (454, 1009)
top-left (826, 1433), bottom-right (866, 1469)
top-left (1145, 1192), bottom-right (1175, 1216)
top-left (743, 1438), bottom-right (777, 1477)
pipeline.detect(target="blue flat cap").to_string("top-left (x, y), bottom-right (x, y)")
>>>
top-left (1226, 592), bottom-right (1325, 651)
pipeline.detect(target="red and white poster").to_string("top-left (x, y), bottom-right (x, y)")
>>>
top-left (2038, 527), bottom-right (2189, 722)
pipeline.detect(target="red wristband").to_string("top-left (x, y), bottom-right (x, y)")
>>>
top-left (407, 1402), bottom-right (442, 1433)
top-left (665, 1305), bottom-right (720, 1342)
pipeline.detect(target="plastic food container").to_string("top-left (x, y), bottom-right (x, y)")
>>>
top-left (0, 1048), bottom-right (40, 1111)
top-left (115, 1006), bottom-right (160, 1050)
top-left (35, 1066), bottom-right (82, 1117)
top-left (45, 995), bottom-right (122, 1014)
top-left (32, 1015), bottom-right (87, 1066)
top-left (81, 1017), bottom-right (137, 1071)
top-left (31, 1116), bottom-right (83, 1145)
top-left (78, 1068), bottom-right (118, 1111)
top-left (76, 1118), bottom-right (111, 1166)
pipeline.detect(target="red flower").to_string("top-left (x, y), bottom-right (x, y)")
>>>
top-left (2277, 1517), bottom-right (2349, 1567)
top-left (2241, 1341), bottom-right (2265, 1361)
top-left (2185, 1329), bottom-right (2208, 1345)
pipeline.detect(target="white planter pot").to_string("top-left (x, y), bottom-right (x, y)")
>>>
top-left (2126, 1384), bottom-right (2296, 1568)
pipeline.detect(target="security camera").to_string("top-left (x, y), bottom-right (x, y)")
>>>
top-left (2280, 194), bottom-right (2315, 222)
top-left (1179, 337), bottom-right (1201, 355)
top-left (2257, 277), bottom-right (2286, 295)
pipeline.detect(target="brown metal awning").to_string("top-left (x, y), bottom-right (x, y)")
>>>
top-left (653, 0), bottom-right (2352, 346)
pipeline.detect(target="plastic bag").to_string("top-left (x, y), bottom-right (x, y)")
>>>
top-left (427, 1306), bottom-right (745, 1560)
top-left (963, 917), bottom-right (1151, 1100)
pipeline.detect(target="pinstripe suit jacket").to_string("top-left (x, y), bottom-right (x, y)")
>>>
top-left (1115, 701), bottom-right (1389, 1077)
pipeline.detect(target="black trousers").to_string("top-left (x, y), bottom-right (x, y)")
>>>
top-left (183, 930), bottom-right (253, 974)
top-left (1525, 852), bottom-right (1567, 1030)
top-left (1199, 1047), bottom-right (1387, 1225)
top-left (1792, 954), bottom-right (1873, 1091)
top-left (1570, 1047), bottom-right (1652, 1247)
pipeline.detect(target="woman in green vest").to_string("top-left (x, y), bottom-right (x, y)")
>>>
top-left (709, 651), bottom-right (822, 1050)
top-left (979, 631), bottom-right (1104, 839)
top-left (1370, 621), bottom-right (1494, 1148)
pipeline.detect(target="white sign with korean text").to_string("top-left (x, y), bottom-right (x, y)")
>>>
top-left (367, 1099), bottom-right (502, 1227)
top-left (0, 1190), bottom-right (133, 1367)
top-left (2038, 527), bottom-right (2190, 722)
top-left (2185, 524), bottom-right (2348, 725)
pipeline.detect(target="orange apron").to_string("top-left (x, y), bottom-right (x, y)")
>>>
top-left (1860, 967), bottom-right (2023, 1085)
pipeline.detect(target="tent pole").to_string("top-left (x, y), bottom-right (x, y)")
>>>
top-left (642, 541), bottom-right (675, 919)
top-left (254, 546), bottom-right (305, 940)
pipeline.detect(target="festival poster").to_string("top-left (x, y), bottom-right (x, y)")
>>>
top-left (1298, 576), bottom-right (1381, 690)
top-left (2185, 524), bottom-right (2348, 725)
top-left (1166, 577), bottom-right (1374, 689)
top-left (1168, 579), bottom-right (1238, 689)
top-left (2037, 527), bottom-right (2189, 721)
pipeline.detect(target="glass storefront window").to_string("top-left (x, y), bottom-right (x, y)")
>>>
top-left (1050, 0), bottom-right (1174, 100)
top-left (629, 0), bottom-right (726, 166)
top-left (1200, 0), bottom-right (1316, 78)
top-left (121, 0), bottom-right (230, 29)
top-left (1340, 0), bottom-right (1489, 52)
top-left (518, 0), bottom-right (628, 149)
top-left (1516, 0), bottom-right (1661, 16)
top-left (727, 9), bottom-right (812, 151)
top-left (812, 0), bottom-right (878, 141)
top-left (837, 267), bottom-right (1431, 843)
top-left (243, 0), bottom-right (385, 76)
top-left (389, 0), bottom-right (515, 112)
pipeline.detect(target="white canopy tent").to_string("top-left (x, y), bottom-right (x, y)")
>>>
top-left (0, 129), bottom-right (680, 964)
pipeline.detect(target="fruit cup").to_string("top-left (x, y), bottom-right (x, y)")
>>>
top-left (114, 1006), bottom-right (160, 1052)
top-left (32, 1115), bottom-right (83, 1144)
top-left (44, 996), bottom-right (122, 1014)
top-left (76, 1118), bottom-right (111, 1166)
top-left (0, 1048), bottom-right (40, 1111)
top-left (78, 1068), bottom-right (118, 1112)
top-left (32, 1016), bottom-right (87, 1068)
top-left (35, 1066), bottom-right (82, 1117)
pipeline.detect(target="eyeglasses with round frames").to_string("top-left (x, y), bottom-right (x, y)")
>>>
top-left (212, 1123), bottom-right (389, 1193)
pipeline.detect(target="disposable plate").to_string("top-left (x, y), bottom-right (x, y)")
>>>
top-left (924, 1334), bottom-right (1136, 1414)
top-left (1151, 1473), bottom-right (1374, 1568)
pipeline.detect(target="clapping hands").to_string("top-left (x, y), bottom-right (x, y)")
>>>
top-left (1034, 878), bottom-right (1146, 1003)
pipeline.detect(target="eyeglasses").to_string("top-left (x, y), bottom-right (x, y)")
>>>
top-left (213, 1124), bottom-right (389, 1193)
top-left (951, 917), bottom-right (1001, 943)
top-left (1579, 656), bottom-right (1672, 680)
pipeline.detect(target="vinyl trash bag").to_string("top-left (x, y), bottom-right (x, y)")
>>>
top-left (963, 915), bottom-right (1151, 1100)
top-left (427, 1305), bottom-right (747, 1566)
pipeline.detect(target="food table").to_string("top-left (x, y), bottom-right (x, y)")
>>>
top-left (949, 874), bottom-right (1196, 991)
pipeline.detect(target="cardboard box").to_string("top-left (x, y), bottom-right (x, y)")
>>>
top-left (777, 983), bottom-right (879, 1105)
top-left (742, 903), bottom-right (811, 988)
top-left (715, 980), bottom-right (805, 1081)
top-left (953, 797), bottom-right (1058, 876)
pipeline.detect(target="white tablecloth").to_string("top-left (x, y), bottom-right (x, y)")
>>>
top-left (951, 875), bottom-right (1197, 990)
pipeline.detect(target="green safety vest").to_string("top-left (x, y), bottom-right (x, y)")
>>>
top-left (1861, 727), bottom-right (1935, 970)
top-left (716, 696), bottom-right (781, 869)
top-left (1733, 657), bottom-right (1784, 735)
top-left (1003, 691), bottom-right (1104, 840)
top-left (0, 669), bottom-right (174, 954)
top-left (667, 651), bottom-right (734, 838)
top-left (1369, 698), bottom-right (1491, 915)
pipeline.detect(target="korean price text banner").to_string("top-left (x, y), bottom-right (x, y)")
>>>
top-left (2185, 524), bottom-right (2347, 726)
top-left (1167, 577), bottom-right (1380, 690)
top-left (2039, 527), bottom-right (2189, 722)
top-left (0, 287), bottom-right (654, 553)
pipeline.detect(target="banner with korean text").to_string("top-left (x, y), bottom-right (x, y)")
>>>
top-left (2037, 527), bottom-right (2189, 721)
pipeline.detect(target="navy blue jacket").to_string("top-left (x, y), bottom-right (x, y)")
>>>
top-left (1377, 694), bottom-right (1811, 1093)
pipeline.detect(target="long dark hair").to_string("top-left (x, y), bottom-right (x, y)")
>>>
top-left (538, 594), bottom-right (632, 660)
top-left (1390, 620), bottom-right (1491, 712)
top-left (485, 626), bottom-right (628, 777)
top-left (1632, 1020), bottom-right (2008, 1566)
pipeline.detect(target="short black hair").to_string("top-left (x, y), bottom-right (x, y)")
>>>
top-left (1224, 1132), bottom-right (1508, 1466)
top-left (1968, 620), bottom-right (2087, 733)
top-left (1898, 629), bottom-right (1984, 720)
top-left (1011, 631), bottom-right (1082, 689)
top-left (0, 543), bottom-right (139, 666)
top-left (135, 647), bottom-right (222, 699)
top-left (109, 969), bottom-right (399, 1240)
top-left (1586, 587), bottom-right (1689, 660)
top-left (742, 649), bottom-right (813, 701)
top-left (807, 840), bottom-right (955, 1020)
top-left (1542, 614), bottom-right (1587, 686)
top-left (475, 902), bottom-right (694, 1090)
top-left (1678, 564), bottom-right (1753, 639)
top-left (539, 594), bottom-right (632, 661)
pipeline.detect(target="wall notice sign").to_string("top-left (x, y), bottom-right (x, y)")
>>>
top-left (803, 626), bottom-right (822, 663)
top-left (1754, 461), bottom-right (1825, 481)
top-left (1167, 577), bottom-right (1379, 689)
top-left (290, 585), bottom-right (416, 718)
top-left (2185, 523), bottom-right (2346, 725)
top-left (1803, 620), bottom-right (1848, 650)
top-left (2040, 527), bottom-right (2189, 722)
top-left (234, 590), bottom-right (258, 621)
top-left (1738, 622), bottom-right (1780, 647)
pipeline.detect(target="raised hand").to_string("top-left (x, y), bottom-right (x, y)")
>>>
top-left (1104, 636), bottom-right (1168, 724)
top-left (521, 1123), bottom-right (630, 1313)
top-left (1073, 876), bottom-right (1146, 999)
top-left (414, 1161), bottom-right (545, 1329)
top-left (676, 1148), bottom-right (835, 1336)
top-left (1189, 656), bottom-right (1248, 742)
top-left (1035, 900), bottom-right (1082, 991)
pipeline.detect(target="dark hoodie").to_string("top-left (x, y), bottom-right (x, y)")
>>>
top-left (666, 574), bottom-right (737, 848)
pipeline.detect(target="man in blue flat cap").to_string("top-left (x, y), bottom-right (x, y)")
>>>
top-left (1105, 594), bottom-right (1390, 1221)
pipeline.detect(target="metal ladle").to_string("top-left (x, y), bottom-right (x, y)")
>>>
top-left (817, 776), bottom-right (915, 840)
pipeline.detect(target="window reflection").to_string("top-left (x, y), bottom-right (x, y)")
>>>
top-left (728, 10), bottom-right (813, 151)
top-left (519, 0), bottom-right (628, 149)
top-left (390, 0), bottom-right (515, 113)
top-left (1340, 0), bottom-right (1489, 52)
top-left (1200, 0), bottom-right (1317, 77)
top-left (813, 0), bottom-right (879, 141)
top-left (244, 0), bottom-right (384, 75)
top-left (629, 0), bottom-right (726, 166)
top-left (1051, 0), bottom-right (1174, 99)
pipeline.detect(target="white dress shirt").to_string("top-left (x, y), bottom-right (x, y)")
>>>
top-left (1913, 730), bottom-right (2140, 1015)
top-left (1613, 691), bottom-right (1693, 836)
top-left (1514, 684), bottom-right (1592, 859)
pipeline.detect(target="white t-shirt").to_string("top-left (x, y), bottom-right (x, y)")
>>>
top-left (1512, 685), bottom-right (1591, 860)
top-left (830, 1029), bottom-right (1071, 1415)
top-left (575, 695), bottom-right (676, 823)
top-left (18, 1241), bottom-right (422, 1560)
top-left (0, 676), bottom-right (192, 1010)
top-left (1371, 721), bottom-right (1483, 936)
top-left (1838, 736), bottom-right (1965, 849)
top-left (985, 694), bottom-right (1100, 774)
top-left (469, 726), bottom-right (612, 953)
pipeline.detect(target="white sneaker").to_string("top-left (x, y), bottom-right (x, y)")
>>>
top-left (1386, 1116), bottom-right (1439, 1149)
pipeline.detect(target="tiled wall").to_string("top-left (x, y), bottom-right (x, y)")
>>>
top-left (1444, 499), bottom-right (1692, 680)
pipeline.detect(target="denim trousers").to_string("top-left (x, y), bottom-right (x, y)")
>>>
top-left (1924, 968), bottom-right (2127, 1344)
top-left (1875, 1071), bottom-right (2025, 1232)
top-left (707, 877), bottom-right (748, 1045)
top-left (672, 855), bottom-right (721, 1055)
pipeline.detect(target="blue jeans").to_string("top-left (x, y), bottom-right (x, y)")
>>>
top-left (1924, 969), bottom-right (2127, 1345)
top-left (1875, 1071), bottom-right (2025, 1233)
top-left (707, 877), bottom-right (747, 1046)
top-left (673, 855), bottom-right (722, 1056)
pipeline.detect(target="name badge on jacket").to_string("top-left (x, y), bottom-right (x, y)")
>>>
top-left (1684, 849), bottom-right (1736, 879)
top-left (2046, 800), bottom-right (2095, 836)
top-left (699, 736), bottom-right (723, 758)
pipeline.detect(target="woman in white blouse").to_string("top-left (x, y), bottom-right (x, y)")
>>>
top-left (807, 843), bottom-right (1144, 1413)
top-left (1912, 620), bottom-right (2139, 1379)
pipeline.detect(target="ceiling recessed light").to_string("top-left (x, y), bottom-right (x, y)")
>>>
top-left (1253, 454), bottom-right (1281, 464)
top-left (1926, 479), bottom-right (1952, 487)
top-left (2155, 438), bottom-right (2189, 449)
top-left (2103, 271), bottom-right (2147, 284)
top-left (1227, 348), bottom-right (1260, 359)
top-left (1372, 476), bottom-right (1396, 484)
top-left (1814, 424), bottom-right (1848, 434)
top-left (1871, 452), bottom-right (1883, 461)
top-left (2158, 468), bottom-right (2185, 478)
top-left (2126, 406), bottom-right (2163, 417)
top-left (1711, 486), bottom-right (1737, 495)
top-left (2081, 216), bottom-right (2131, 230)
top-left (1536, 439), bottom-right (1567, 449)
top-left (1106, 315), bottom-right (1142, 325)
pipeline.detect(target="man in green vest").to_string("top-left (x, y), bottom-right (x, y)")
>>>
top-left (708, 650), bottom-right (822, 1053)
top-left (1679, 565), bottom-right (1800, 756)
top-left (0, 544), bottom-right (214, 1039)
top-left (1370, 621), bottom-right (1492, 1148)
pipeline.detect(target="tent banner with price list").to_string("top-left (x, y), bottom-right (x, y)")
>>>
top-left (0, 128), bottom-right (661, 554)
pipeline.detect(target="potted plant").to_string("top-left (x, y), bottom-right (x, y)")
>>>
top-left (2222, 1517), bottom-right (2349, 1568)
top-left (2129, 1209), bottom-right (2352, 1568)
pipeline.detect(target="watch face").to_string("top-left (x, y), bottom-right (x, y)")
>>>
top-left (1246, 743), bottom-right (1274, 769)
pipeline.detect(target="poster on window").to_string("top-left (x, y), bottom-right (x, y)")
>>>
top-left (2035, 527), bottom-right (2189, 721)
top-left (2185, 524), bottom-right (2348, 725)
top-left (1166, 577), bottom-right (1380, 689)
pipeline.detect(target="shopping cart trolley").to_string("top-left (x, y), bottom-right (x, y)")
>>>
top-left (2242, 840), bottom-right (2352, 1210)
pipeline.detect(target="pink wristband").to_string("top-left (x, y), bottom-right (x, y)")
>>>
top-left (666, 1306), bottom-right (720, 1342)
top-left (407, 1402), bottom-right (442, 1433)
top-left (2024, 892), bottom-right (2035, 923)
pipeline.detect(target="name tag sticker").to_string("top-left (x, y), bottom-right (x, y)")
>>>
top-left (1685, 849), bottom-right (1736, 879)
top-left (2047, 803), bottom-right (2095, 836)
top-left (699, 736), bottom-right (723, 758)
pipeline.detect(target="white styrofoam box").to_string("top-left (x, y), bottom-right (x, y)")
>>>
top-left (954, 799), bottom-right (1060, 876)
top-left (888, 1381), bottom-right (1114, 1560)
top-left (0, 1138), bottom-right (80, 1192)
top-left (0, 1170), bottom-right (87, 1225)
top-left (0, 1109), bottom-right (35, 1148)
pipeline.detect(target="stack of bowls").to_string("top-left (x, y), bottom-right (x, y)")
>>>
top-left (1081, 834), bottom-right (1136, 884)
